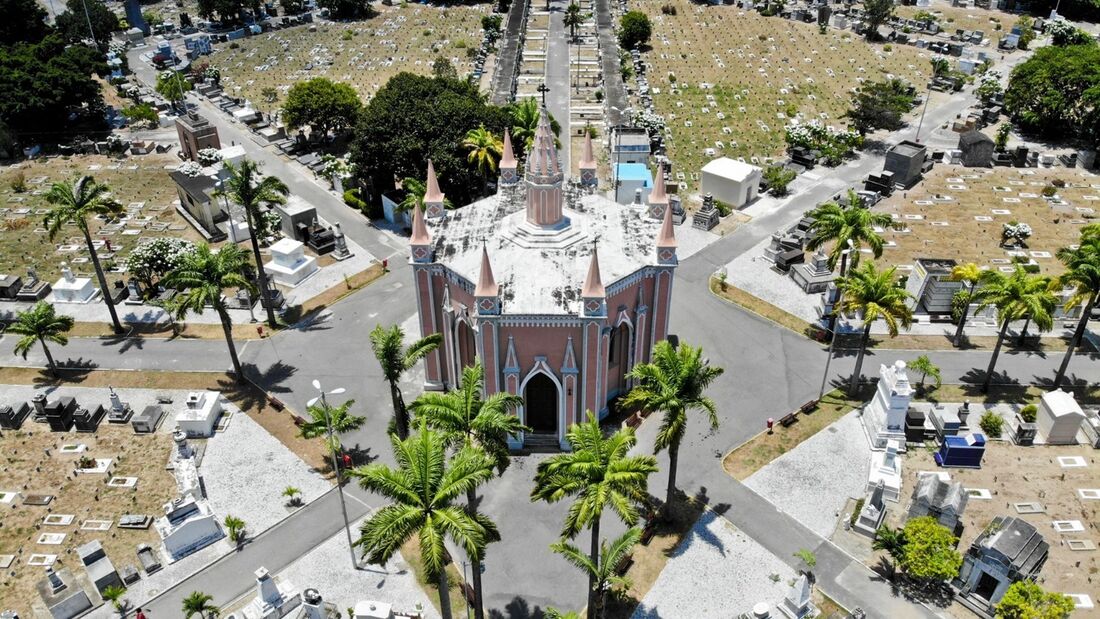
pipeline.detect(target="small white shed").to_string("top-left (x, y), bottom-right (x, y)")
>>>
top-left (700, 157), bottom-right (762, 208)
top-left (1038, 389), bottom-right (1085, 445)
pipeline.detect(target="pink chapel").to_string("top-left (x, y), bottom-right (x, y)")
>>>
top-left (409, 107), bottom-right (677, 450)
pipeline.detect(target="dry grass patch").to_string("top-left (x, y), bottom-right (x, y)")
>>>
top-left (916, 382), bottom-right (1100, 406)
top-left (894, 4), bottom-right (1016, 39)
top-left (398, 537), bottom-right (469, 618)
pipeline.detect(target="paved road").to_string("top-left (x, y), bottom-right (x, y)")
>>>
top-left (593, 0), bottom-right (628, 126)
top-left (545, 0), bottom-right (571, 169)
top-left (491, 0), bottom-right (529, 105)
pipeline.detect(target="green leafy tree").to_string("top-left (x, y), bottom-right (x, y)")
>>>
top-left (352, 72), bottom-right (511, 207)
top-left (545, 609), bottom-right (582, 619)
top-left (973, 266), bottom-right (1056, 392)
top-left (1053, 232), bottom-right (1100, 386)
top-left (975, 74), bottom-right (1004, 108)
top-left (510, 97), bottom-right (562, 153)
top-left (197, 0), bottom-right (245, 22)
top-left (835, 262), bottom-right (914, 396)
top-left (0, 0), bottom-right (49, 45)
top-left (862, 0), bottom-right (896, 40)
top-left (872, 525), bottom-right (907, 579)
top-left (463, 124), bottom-right (503, 196)
top-left (122, 103), bottom-right (159, 129)
top-left (182, 591), bottom-right (221, 618)
top-left (44, 176), bottom-right (124, 333)
top-left (762, 164), bottom-right (796, 197)
top-left (949, 262), bottom-right (983, 346)
top-left (531, 414), bottom-right (657, 619)
top-left (54, 0), bottom-right (119, 50)
top-left (1048, 21), bottom-right (1094, 46)
top-left (126, 237), bottom-right (196, 293)
top-left (900, 517), bottom-right (962, 583)
top-left (353, 423), bottom-right (500, 619)
top-left (369, 324), bottom-right (442, 439)
top-left (1005, 42), bottom-right (1100, 141)
top-left (223, 515), bottom-right (245, 544)
top-left (564, 2), bottom-right (587, 41)
top-left (995, 124), bottom-right (1012, 152)
top-left (283, 77), bottom-right (361, 136)
top-left (156, 71), bottom-right (193, 112)
top-left (431, 56), bottom-right (458, 80)
top-left (299, 399), bottom-right (365, 454)
top-left (217, 158), bottom-right (289, 328)
top-left (623, 340), bottom-right (724, 508)
top-left (163, 244), bottom-right (256, 381)
top-left (908, 355), bottom-right (941, 391)
top-left (1015, 16), bottom-right (1036, 49)
top-left (806, 196), bottom-right (896, 272)
top-left (8, 302), bottom-right (74, 376)
top-left (280, 0), bottom-right (305, 13)
top-left (396, 175), bottom-right (454, 216)
top-left (843, 78), bottom-right (917, 134)
top-left (995, 580), bottom-right (1075, 619)
top-left (930, 57), bottom-right (951, 78)
top-left (409, 363), bottom-right (526, 619)
top-left (618, 11), bottom-right (652, 50)
top-left (318, 0), bottom-right (373, 19)
top-left (101, 584), bottom-right (126, 611)
top-left (551, 528), bottom-right (640, 619)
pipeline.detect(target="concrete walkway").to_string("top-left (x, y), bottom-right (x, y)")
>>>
top-left (594, 0), bottom-right (628, 126)
top-left (491, 0), bottom-right (529, 105)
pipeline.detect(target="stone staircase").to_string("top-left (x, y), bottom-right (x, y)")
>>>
top-left (522, 433), bottom-right (561, 452)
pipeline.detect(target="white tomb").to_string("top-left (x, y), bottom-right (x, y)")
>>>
top-left (264, 238), bottom-right (318, 288)
top-left (700, 157), bottom-right (762, 208)
top-left (1037, 389), bottom-right (1085, 445)
top-left (867, 439), bottom-right (903, 502)
top-left (155, 495), bottom-right (224, 561)
top-left (777, 574), bottom-right (816, 619)
top-left (52, 263), bottom-right (97, 304)
top-left (862, 360), bottom-right (912, 451)
top-left (176, 391), bottom-right (223, 437)
top-left (240, 566), bottom-right (302, 619)
top-left (353, 601), bottom-right (393, 619)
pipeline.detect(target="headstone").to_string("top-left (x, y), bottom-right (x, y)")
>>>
top-left (331, 222), bottom-right (351, 260)
top-left (17, 265), bottom-right (51, 301)
top-left (778, 574), bottom-right (817, 618)
top-left (692, 194), bottom-right (720, 231)
top-left (863, 361), bottom-right (912, 450)
top-left (107, 386), bottom-right (133, 424)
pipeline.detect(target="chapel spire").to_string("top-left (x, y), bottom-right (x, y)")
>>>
top-left (499, 128), bottom-right (519, 186)
top-left (579, 130), bottom-right (597, 188)
top-left (647, 162), bottom-right (669, 219)
top-left (424, 159), bottom-right (446, 219)
top-left (656, 203), bottom-right (678, 265)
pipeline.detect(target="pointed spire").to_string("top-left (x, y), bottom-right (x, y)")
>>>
top-left (582, 246), bottom-right (605, 298)
top-left (425, 159), bottom-right (444, 204)
top-left (410, 202), bottom-right (430, 245)
top-left (580, 131), bottom-right (596, 168)
top-left (649, 163), bottom-right (669, 205)
top-left (501, 128), bottom-right (517, 169)
top-left (475, 245), bottom-right (498, 297)
top-left (526, 105), bottom-right (562, 179)
top-left (657, 203), bottom-right (677, 249)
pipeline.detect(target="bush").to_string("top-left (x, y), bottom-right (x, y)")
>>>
top-left (979, 411), bottom-right (1004, 437)
top-left (951, 289), bottom-right (971, 324)
top-left (344, 187), bottom-right (381, 219)
top-left (618, 10), bottom-right (652, 50)
top-left (850, 498), bottom-right (865, 527)
top-left (763, 164), bottom-right (796, 197)
top-left (714, 199), bottom-right (733, 217)
top-left (8, 170), bottom-right (26, 193)
top-left (1019, 404), bottom-right (1038, 423)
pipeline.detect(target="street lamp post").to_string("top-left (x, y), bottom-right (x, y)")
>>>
top-left (308, 380), bottom-right (358, 570)
top-left (914, 84), bottom-right (933, 144)
top-left (819, 245), bottom-right (853, 400)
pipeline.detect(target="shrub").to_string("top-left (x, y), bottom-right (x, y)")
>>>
top-left (1042, 185), bottom-right (1058, 197)
top-left (951, 289), bottom-right (971, 324)
top-left (1019, 404), bottom-right (1038, 423)
top-left (1051, 178), bottom-right (1066, 188)
top-left (850, 498), bottom-right (865, 527)
top-left (618, 11), bottom-right (652, 50)
top-left (979, 411), bottom-right (1004, 437)
top-left (763, 164), bottom-right (796, 197)
top-left (127, 237), bottom-right (196, 292)
top-left (714, 199), bottom-right (733, 217)
top-left (8, 170), bottom-right (25, 193)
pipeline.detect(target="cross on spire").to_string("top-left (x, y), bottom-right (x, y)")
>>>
top-left (537, 83), bottom-right (550, 107)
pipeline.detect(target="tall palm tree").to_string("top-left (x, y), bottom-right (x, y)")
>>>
top-left (834, 262), bottom-right (913, 396)
top-left (44, 176), bottom-right (125, 333)
top-left (8, 301), bottom-right (74, 376)
top-left (973, 266), bottom-right (1057, 393)
top-left (949, 262), bottom-right (983, 347)
top-left (563, 3), bottom-right (585, 41)
top-left (352, 423), bottom-right (500, 619)
top-left (163, 243), bottom-right (256, 381)
top-left (409, 363), bottom-right (525, 619)
top-left (805, 195), bottom-right (897, 273)
top-left (623, 341), bottom-right (723, 509)
top-left (511, 97), bottom-right (562, 153)
top-left (531, 413), bottom-right (657, 619)
top-left (299, 398), bottom-right (366, 454)
top-left (218, 158), bottom-right (289, 328)
top-left (551, 527), bottom-right (641, 619)
top-left (872, 525), bottom-right (906, 580)
top-left (1053, 233), bottom-right (1100, 387)
top-left (369, 324), bottom-right (443, 439)
top-left (462, 124), bottom-right (503, 197)
top-left (182, 591), bottom-right (220, 618)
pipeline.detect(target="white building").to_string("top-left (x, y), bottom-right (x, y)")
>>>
top-left (1037, 389), bottom-right (1085, 445)
top-left (176, 391), bottom-right (223, 438)
top-left (264, 238), bottom-right (319, 288)
top-left (863, 360), bottom-right (913, 451)
top-left (52, 264), bottom-right (97, 304)
top-left (155, 496), bottom-right (224, 561)
top-left (700, 157), bottom-right (762, 208)
top-left (867, 440), bottom-right (903, 502)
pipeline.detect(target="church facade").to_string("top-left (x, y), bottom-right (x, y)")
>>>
top-left (409, 107), bottom-right (677, 449)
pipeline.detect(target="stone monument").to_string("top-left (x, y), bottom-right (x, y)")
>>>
top-left (264, 238), bottom-right (319, 288)
top-left (863, 360), bottom-right (912, 451)
top-left (52, 263), bottom-right (97, 304)
top-left (17, 266), bottom-right (52, 301)
top-left (853, 481), bottom-right (887, 537)
top-left (241, 566), bottom-right (302, 619)
top-left (107, 386), bottom-right (133, 424)
top-left (790, 249), bottom-right (835, 293)
top-left (692, 193), bottom-right (720, 231)
top-left (331, 222), bottom-right (352, 260)
top-left (867, 439), bottom-right (903, 502)
top-left (777, 574), bottom-right (817, 619)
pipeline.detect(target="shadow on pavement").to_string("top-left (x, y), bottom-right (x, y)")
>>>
top-left (488, 596), bottom-right (547, 619)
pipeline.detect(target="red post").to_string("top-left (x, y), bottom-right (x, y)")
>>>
top-left (767, 418), bottom-right (775, 434)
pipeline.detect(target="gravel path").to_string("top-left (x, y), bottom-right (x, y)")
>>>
top-left (744, 411), bottom-right (871, 538)
top-left (201, 411), bottom-right (331, 535)
top-left (632, 510), bottom-right (796, 618)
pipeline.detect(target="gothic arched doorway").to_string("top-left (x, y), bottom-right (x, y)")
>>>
top-left (524, 373), bottom-right (558, 434)
top-left (455, 320), bottom-right (477, 371)
top-left (606, 322), bottom-right (633, 398)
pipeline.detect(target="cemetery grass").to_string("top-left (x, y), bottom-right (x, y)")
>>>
top-left (398, 537), bottom-right (468, 618)
top-left (722, 389), bottom-right (865, 481)
top-left (0, 422), bottom-right (176, 617)
top-left (893, 5), bottom-right (1017, 42)
top-left (916, 383), bottom-right (1100, 406)
top-left (0, 368), bottom-right (333, 475)
top-left (0, 153), bottom-right (205, 284)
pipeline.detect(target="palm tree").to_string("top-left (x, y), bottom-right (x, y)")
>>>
top-left (463, 124), bottom-right (503, 197)
top-left (218, 158), bottom-right (289, 328)
top-left (101, 584), bottom-right (127, 613)
top-left (223, 515), bottom-right (245, 545)
top-left (369, 324), bottom-right (442, 439)
top-left (551, 528), bottom-right (641, 619)
top-left (949, 262), bottom-right (983, 347)
top-left (397, 176), bottom-right (454, 216)
top-left (872, 525), bottom-right (907, 580)
top-left (8, 301), bottom-right (74, 376)
top-left (352, 423), bottom-right (500, 619)
top-left (44, 176), bottom-right (125, 333)
top-left (163, 243), bottom-right (256, 381)
top-left (973, 266), bottom-right (1056, 393)
top-left (805, 195), bottom-right (897, 273)
top-left (834, 262), bottom-right (913, 396)
top-left (623, 340), bottom-right (724, 508)
top-left (907, 354), bottom-right (941, 393)
top-left (283, 486), bottom-right (302, 506)
top-left (182, 591), bottom-right (221, 618)
top-left (1053, 233), bottom-right (1100, 387)
top-left (299, 398), bottom-right (366, 454)
top-left (531, 413), bottom-right (657, 619)
top-left (563, 2), bottom-right (586, 41)
top-left (410, 363), bottom-right (527, 619)
top-left (511, 97), bottom-right (562, 153)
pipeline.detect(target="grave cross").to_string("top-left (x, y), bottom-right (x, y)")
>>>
top-left (537, 83), bottom-right (550, 107)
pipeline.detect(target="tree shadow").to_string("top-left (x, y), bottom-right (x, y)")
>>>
top-left (242, 360), bottom-right (298, 394)
top-left (98, 332), bottom-right (147, 354)
top-left (488, 596), bottom-right (547, 619)
top-left (30, 363), bottom-right (96, 386)
top-left (282, 304), bottom-right (334, 333)
top-left (959, 367), bottom-right (1019, 390)
top-left (342, 444), bottom-right (379, 468)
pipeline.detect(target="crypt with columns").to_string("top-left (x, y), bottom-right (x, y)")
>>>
top-left (409, 106), bottom-right (678, 449)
